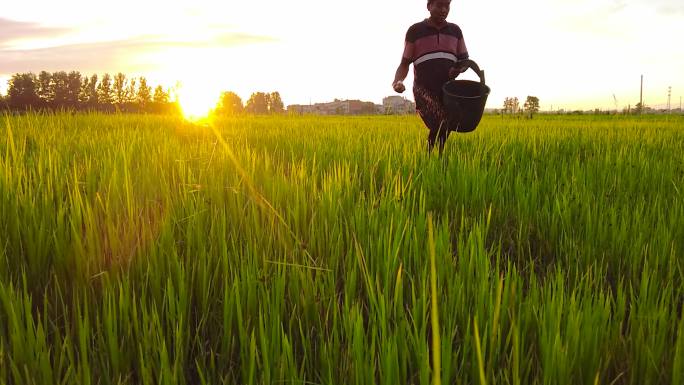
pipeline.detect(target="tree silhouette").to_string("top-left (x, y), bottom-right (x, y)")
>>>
top-left (149, 86), bottom-right (173, 114)
top-left (635, 102), bottom-right (644, 115)
top-left (503, 97), bottom-right (522, 115)
top-left (83, 74), bottom-right (99, 109)
top-left (97, 74), bottom-right (113, 108)
top-left (264, 93), bottom-right (272, 113)
top-left (113, 73), bottom-right (127, 106)
top-left (66, 71), bottom-right (82, 109)
top-left (8, 73), bottom-right (40, 110)
top-left (79, 76), bottom-right (89, 104)
top-left (503, 97), bottom-right (512, 114)
top-left (37, 71), bottom-right (53, 108)
top-left (51, 71), bottom-right (69, 108)
top-left (269, 92), bottom-right (284, 114)
top-left (153, 86), bottom-right (169, 103)
top-left (245, 92), bottom-right (269, 114)
top-left (524, 96), bottom-right (540, 118)
top-left (79, 75), bottom-right (91, 105)
top-left (126, 78), bottom-right (137, 105)
top-left (244, 91), bottom-right (286, 114)
top-left (136, 77), bottom-right (152, 108)
top-left (215, 91), bottom-right (244, 115)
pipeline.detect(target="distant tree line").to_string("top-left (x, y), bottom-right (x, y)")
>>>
top-left (501, 96), bottom-right (539, 118)
top-left (213, 91), bottom-right (285, 115)
top-left (0, 71), bottom-right (179, 114)
top-left (0, 71), bottom-right (290, 116)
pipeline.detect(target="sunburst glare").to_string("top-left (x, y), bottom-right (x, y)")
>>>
top-left (177, 81), bottom-right (222, 120)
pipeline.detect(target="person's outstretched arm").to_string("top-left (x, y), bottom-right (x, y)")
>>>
top-left (393, 26), bottom-right (415, 93)
top-left (393, 62), bottom-right (409, 93)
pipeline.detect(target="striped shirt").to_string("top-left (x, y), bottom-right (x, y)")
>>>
top-left (402, 19), bottom-right (469, 92)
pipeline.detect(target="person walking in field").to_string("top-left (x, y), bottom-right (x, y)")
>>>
top-left (392, 0), bottom-right (469, 154)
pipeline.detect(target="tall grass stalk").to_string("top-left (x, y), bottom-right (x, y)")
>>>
top-left (427, 213), bottom-right (441, 385)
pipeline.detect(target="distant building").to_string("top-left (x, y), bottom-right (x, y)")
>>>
top-left (287, 104), bottom-right (315, 114)
top-left (287, 96), bottom-right (416, 115)
top-left (382, 96), bottom-right (416, 114)
top-left (288, 99), bottom-right (378, 115)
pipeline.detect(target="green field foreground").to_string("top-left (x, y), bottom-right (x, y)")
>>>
top-left (1, 113), bottom-right (683, 384)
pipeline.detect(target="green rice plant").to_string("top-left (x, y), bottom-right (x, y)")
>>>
top-left (0, 112), bottom-right (682, 384)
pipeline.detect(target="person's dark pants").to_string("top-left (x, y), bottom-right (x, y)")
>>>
top-left (414, 84), bottom-right (450, 154)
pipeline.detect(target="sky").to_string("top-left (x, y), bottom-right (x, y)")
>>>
top-left (1, 0), bottom-right (683, 111)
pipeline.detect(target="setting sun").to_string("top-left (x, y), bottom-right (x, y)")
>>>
top-left (177, 81), bottom-right (222, 120)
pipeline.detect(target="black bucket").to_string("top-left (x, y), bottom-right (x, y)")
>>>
top-left (442, 59), bottom-right (490, 133)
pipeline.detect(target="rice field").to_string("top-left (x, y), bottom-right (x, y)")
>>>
top-left (0, 112), bottom-right (683, 384)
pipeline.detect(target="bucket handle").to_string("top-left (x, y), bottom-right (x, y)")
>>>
top-left (453, 59), bottom-right (486, 85)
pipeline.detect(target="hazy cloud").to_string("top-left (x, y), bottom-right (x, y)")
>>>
top-left (608, 0), bottom-right (684, 15)
top-left (0, 18), bottom-right (72, 46)
top-left (0, 32), bottom-right (276, 74)
top-left (548, 0), bottom-right (683, 19)
top-left (649, 0), bottom-right (684, 15)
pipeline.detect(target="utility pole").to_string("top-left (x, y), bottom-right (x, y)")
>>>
top-left (668, 86), bottom-right (672, 113)
top-left (639, 75), bottom-right (643, 115)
